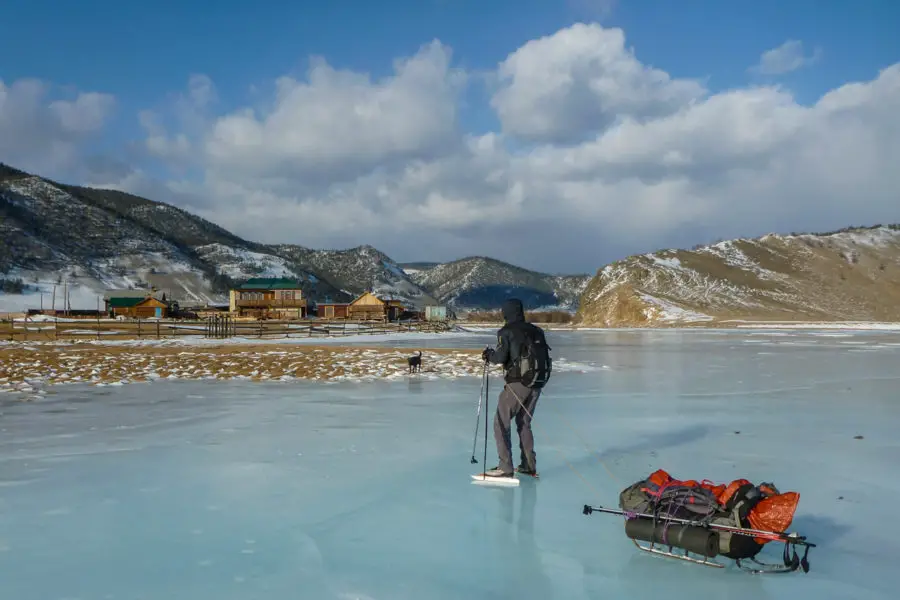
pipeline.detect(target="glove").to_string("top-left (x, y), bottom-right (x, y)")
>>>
top-left (481, 347), bottom-right (494, 362)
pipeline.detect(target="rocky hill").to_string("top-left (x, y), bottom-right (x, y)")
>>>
top-left (575, 226), bottom-right (900, 327)
top-left (0, 164), bottom-right (435, 312)
top-left (402, 256), bottom-right (591, 312)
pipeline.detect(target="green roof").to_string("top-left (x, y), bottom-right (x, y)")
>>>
top-left (108, 297), bottom-right (148, 308)
top-left (237, 277), bottom-right (303, 290)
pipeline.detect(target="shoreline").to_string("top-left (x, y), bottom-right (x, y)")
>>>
top-left (0, 339), bottom-right (606, 399)
top-left (460, 320), bottom-right (900, 331)
top-left (0, 343), bottom-right (485, 399)
top-left (3, 318), bottom-right (900, 348)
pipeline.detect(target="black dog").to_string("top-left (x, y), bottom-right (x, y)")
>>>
top-left (407, 351), bottom-right (423, 373)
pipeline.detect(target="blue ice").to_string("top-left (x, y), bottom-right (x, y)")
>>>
top-left (2, 328), bottom-right (899, 599)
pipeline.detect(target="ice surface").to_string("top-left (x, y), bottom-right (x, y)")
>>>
top-left (2, 329), bottom-right (900, 599)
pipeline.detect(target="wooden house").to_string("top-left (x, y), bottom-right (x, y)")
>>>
top-left (316, 302), bottom-right (350, 319)
top-left (228, 278), bottom-right (308, 319)
top-left (385, 299), bottom-right (405, 321)
top-left (107, 296), bottom-right (168, 319)
top-left (347, 291), bottom-right (406, 321)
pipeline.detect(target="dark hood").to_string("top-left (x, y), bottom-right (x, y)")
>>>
top-left (501, 298), bottom-right (525, 323)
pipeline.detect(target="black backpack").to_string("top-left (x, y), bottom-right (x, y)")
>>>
top-left (515, 326), bottom-right (552, 388)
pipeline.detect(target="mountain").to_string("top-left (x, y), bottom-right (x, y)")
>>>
top-left (575, 225), bottom-right (900, 327)
top-left (402, 256), bottom-right (591, 312)
top-left (0, 163), bottom-right (437, 312)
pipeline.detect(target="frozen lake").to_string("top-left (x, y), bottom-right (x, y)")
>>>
top-left (2, 328), bottom-right (899, 599)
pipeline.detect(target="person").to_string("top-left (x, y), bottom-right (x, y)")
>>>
top-left (480, 298), bottom-right (551, 479)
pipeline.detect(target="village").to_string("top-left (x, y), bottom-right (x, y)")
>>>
top-left (0, 277), bottom-right (455, 342)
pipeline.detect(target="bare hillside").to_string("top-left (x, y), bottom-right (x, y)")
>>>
top-left (575, 225), bottom-right (900, 327)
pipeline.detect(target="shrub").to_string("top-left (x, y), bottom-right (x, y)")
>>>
top-left (526, 310), bottom-right (573, 323)
top-left (463, 310), bottom-right (503, 322)
top-left (462, 309), bottom-right (573, 323)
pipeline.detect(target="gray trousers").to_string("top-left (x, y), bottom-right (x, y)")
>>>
top-left (493, 381), bottom-right (541, 474)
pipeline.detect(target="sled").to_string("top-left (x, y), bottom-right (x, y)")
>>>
top-left (582, 469), bottom-right (816, 574)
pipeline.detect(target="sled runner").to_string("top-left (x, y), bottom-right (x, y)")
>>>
top-left (582, 469), bottom-right (816, 574)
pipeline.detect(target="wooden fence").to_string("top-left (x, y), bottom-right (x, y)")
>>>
top-left (0, 315), bottom-right (452, 342)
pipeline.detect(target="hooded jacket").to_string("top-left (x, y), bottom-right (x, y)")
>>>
top-left (486, 298), bottom-right (548, 384)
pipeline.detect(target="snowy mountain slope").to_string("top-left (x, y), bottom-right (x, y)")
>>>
top-left (0, 172), bottom-right (224, 310)
top-left (403, 256), bottom-right (591, 311)
top-left (63, 184), bottom-right (253, 250)
top-left (0, 166), bottom-right (346, 310)
top-left (193, 244), bottom-right (318, 286)
top-left (576, 225), bottom-right (900, 326)
top-left (0, 163), bottom-right (434, 312)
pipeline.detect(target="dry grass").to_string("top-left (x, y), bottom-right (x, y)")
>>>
top-left (674, 248), bottom-right (781, 290)
top-left (732, 240), bottom-right (800, 275)
top-left (578, 229), bottom-right (900, 327)
top-left (576, 283), bottom-right (652, 327)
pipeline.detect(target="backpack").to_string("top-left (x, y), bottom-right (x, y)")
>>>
top-left (620, 471), bottom-right (722, 522)
top-left (514, 326), bottom-right (552, 388)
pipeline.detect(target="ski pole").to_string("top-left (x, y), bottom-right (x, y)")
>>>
top-left (470, 360), bottom-right (487, 463)
top-left (483, 356), bottom-right (489, 469)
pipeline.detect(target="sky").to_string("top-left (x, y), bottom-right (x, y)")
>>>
top-left (1, 0), bottom-right (899, 275)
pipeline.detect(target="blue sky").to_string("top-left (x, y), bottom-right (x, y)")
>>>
top-left (5, 0), bottom-right (897, 120)
top-left (1, 0), bottom-right (899, 272)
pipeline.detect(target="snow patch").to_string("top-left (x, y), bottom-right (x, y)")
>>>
top-left (639, 293), bottom-right (714, 323)
top-left (698, 240), bottom-right (781, 280)
top-left (194, 243), bottom-right (302, 280)
top-left (644, 254), bottom-right (683, 269)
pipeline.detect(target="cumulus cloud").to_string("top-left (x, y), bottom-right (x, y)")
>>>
top-left (0, 78), bottom-right (115, 175)
top-left (490, 23), bottom-right (707, 144)
top-left (751, 40), bottom-right (822, 75)
top-left (139, 41), bottom-right (466, 190)
top-left (31, 22), bottom-right (900, 274)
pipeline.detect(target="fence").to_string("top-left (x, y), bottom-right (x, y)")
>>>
top-left (0, 314), bottom-right (452, 342)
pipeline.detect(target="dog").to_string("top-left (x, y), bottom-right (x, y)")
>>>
top-left (407, 350), bottom-right (423, 373)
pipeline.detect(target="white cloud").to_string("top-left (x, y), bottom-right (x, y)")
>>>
top-left (26, 22), bottom-right (900, 274)
top-left (490, 23), bottom-right (707, 144)
top-left (752, 40), bottom-right (822, 75)
top-left (141, 41), bottom-right (467, 189)
top-left (0, 78), bottom-right (115, 175)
